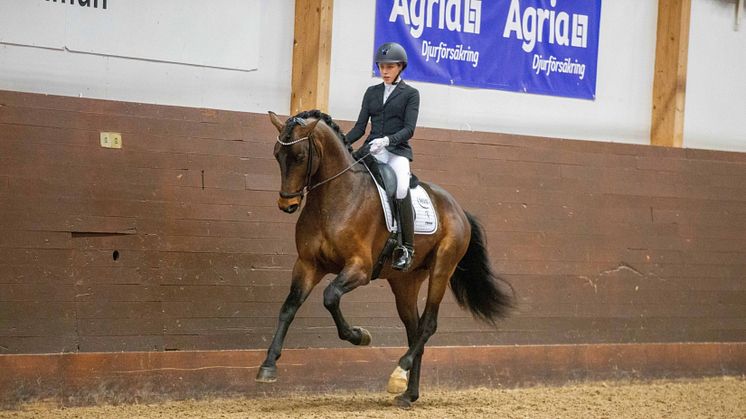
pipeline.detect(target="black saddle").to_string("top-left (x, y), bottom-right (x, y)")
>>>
top-left (362, 154), bottom-right (419, 202)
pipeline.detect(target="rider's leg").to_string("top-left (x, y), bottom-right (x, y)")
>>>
top-left (388, 154), bottom-right (414, 271)
top-left (373, 149), bottom-right (399, 234)
top-left (388, 153), bottom-right (410, 200)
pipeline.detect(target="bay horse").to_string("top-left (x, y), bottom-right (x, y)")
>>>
top-left (256, 110), bottom-right (513, 408)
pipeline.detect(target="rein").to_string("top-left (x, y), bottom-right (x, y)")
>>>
top-left (276, 134), bottom-right (369, 199)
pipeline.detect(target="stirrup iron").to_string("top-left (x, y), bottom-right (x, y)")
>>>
top-left (392, 245), bottom-right (414, 271)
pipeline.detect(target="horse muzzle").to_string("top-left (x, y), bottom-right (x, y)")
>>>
top-left (277, 195), bottom-right (302, 213)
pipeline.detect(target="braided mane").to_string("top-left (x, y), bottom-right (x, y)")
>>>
top-left (285, 109), bottom-right (348, 146)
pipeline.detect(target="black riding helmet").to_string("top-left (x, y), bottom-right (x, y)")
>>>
top-left (375, 42), bottom-right (408, 71)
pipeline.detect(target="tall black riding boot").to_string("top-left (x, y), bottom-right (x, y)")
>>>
top-left (392, 192), bottom-right (415, 271)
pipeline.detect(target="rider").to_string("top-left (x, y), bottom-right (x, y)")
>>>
top-left (346, 42), bottom-right (420, 271)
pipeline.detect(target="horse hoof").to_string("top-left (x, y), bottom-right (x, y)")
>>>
top-left (353, 326), bottom-right (372, 346)
top-left (387, 366), bottom-right (409, 394)
top-left (394, 395), bottom-right (414, 409)
top-left (255, 366), bottom-right (277, 383)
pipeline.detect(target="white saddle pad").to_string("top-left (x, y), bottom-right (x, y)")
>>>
top-left (367, 169), bottom-right (438, 235)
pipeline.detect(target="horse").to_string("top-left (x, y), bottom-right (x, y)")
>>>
top-left (255, 110), bottom-right (513, 408)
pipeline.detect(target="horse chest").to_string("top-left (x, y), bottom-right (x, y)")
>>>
top-left (295, 224), bottom-right (338, 263)
top-left (294, 235), bottom-right (342, 273)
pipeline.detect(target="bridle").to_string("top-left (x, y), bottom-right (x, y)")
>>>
top-left (276, 132), bottom-right (316, 199)
top-left (276, 122), bottom-right (369, 200)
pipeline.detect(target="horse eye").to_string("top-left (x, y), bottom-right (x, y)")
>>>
top-left (296, 152), bottom-right (307, 161)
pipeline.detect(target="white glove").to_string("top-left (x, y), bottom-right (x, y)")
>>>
top-left (369, 137), bottom-right (390, 155)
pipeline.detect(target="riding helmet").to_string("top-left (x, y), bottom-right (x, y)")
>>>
top-left (375, 42), bottom-right (408, 70)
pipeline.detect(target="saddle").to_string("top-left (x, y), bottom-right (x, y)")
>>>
top-left (364, 154), bottom-right (419, 203)
top-left (362, 155), bottom-right (430, 280)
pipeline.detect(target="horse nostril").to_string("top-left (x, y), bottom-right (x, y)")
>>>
top-left (285, 204), bottom-right (299, 213)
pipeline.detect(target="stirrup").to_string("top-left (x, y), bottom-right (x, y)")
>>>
top-left (392, 245), bottom-right (414, 271)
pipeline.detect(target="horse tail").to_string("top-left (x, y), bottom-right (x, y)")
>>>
top-left (449, 212), bottom-right (514, 325)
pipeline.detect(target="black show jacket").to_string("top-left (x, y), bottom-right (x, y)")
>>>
top-left (346, 80), bottom-right (420, 161)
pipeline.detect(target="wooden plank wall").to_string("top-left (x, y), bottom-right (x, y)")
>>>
top-left (1, 90), bottom-right (745, 355)
top-left (3, 343), bottom-right (745, 407)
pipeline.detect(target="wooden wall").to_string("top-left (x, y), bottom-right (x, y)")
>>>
top-left (1, 90), bottom-right (745, 355)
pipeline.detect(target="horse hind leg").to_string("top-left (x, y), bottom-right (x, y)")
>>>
top-left (395, 243), bottom-right (461, 397)
top-left (256, 260), bottom-right (322, 383)
top-left (323, 260), bottom-right (372, 346)
top-left (397, 297), bottom-right (447, 372)
top-left (387, 273), bottom-right (427, 407)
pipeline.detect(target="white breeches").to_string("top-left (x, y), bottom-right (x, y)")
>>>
top-left (373, 149), bottom-right (411, 199)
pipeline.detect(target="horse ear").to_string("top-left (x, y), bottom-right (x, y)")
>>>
top-left (297, 119), bottom-right (320, 137)
top-left (268, 111), bottom-right (284, 133)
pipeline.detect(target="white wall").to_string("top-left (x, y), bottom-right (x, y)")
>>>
top-left (329, 0), bottom-right (659, 146)
top-left (685, 0), bottom-right (746, 152)
top-left (0, 0), bottom-right (743, 152)
top-left (0, 0), bottom-right (294, 114)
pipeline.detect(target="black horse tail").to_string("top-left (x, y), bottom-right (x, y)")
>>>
top-left (449, 212), bottom-right (514, 325)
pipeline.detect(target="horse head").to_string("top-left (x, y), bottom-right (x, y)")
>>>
top-left (269, 111), bottom-right (321, 213)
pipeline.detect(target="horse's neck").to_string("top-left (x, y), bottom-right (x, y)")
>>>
top-left (314, 134), bottom-right (355, 183)
top-left (308, 132), bottom-right (368, 210)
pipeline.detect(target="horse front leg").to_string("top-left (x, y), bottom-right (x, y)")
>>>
top-left (323, 259), bottom-right (372, 346)
top-left (256, 259), bottom-right (322, 383)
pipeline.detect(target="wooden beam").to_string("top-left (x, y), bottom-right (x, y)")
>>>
top-left (290, 0), bottom-right (333, 115)
top-left (650, 0), bottom-right (691, 147)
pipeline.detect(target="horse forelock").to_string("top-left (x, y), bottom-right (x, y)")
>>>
top-left (279, 117), bottom-right (302, 142)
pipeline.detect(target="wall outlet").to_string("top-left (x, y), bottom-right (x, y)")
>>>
top-left (100, 132), bottom-right (123, 149)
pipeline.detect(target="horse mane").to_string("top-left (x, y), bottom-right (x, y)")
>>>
top-left (286, 109), bottom-right (348, 146)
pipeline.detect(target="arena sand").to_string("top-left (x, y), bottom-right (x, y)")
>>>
top-left (2, 376), bottom-right (744, 418)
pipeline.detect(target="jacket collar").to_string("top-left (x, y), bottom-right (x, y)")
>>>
top-left (382, 79), bottom-right (406, 105)
top-left (383, 76), bottom-right (401, 88)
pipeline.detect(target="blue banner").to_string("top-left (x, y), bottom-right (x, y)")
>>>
top-left (374, 0), bottom-right (602, 99)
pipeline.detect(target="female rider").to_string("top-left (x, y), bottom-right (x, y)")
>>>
top-left (346, 42), bottom-right (420, 271)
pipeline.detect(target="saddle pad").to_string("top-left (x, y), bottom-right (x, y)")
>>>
top-left (368, 169), bottom-right (438, 235)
